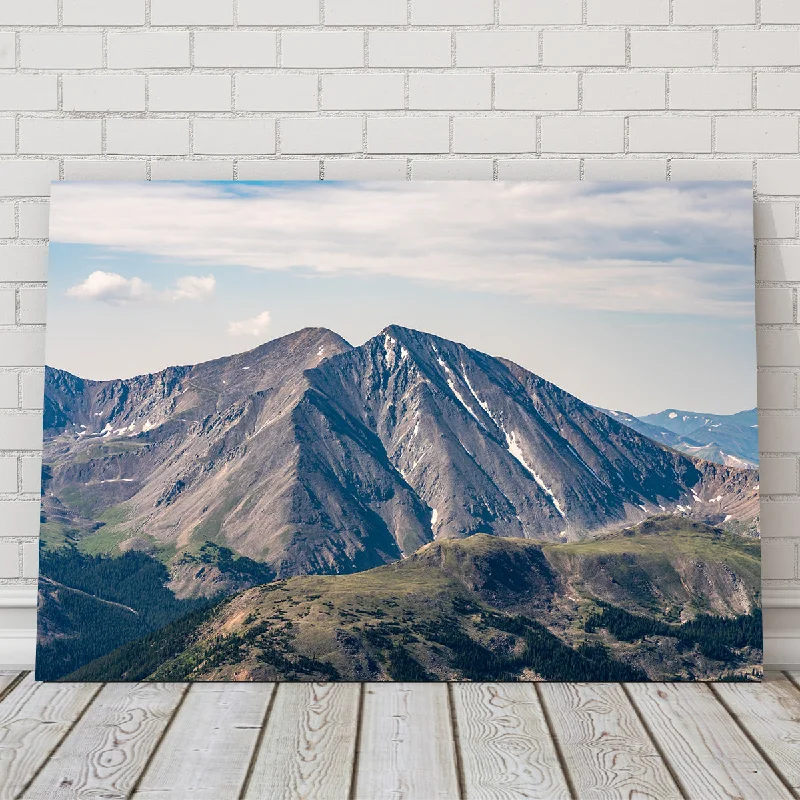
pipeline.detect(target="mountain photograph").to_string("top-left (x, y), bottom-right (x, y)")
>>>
top-left (37, 180), bottom-right (759, 682)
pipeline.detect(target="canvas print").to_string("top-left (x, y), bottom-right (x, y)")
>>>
top-left (36, 180), bottom-right (761, 683)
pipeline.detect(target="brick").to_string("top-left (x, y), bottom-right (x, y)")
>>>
top-left (0, 291), bottom-right (13, 325)
top-left (500, 0), bottom-right (581, 24)
top-left (323, 74), bottom-right (405, 111)
top-left (0, 501), bottom-right (41, 537)
top-left (543, 31), bottom-right (625, 67)
top-left (0, 204), bottom-right (14, 238)
top-left (409, 74), bottom-right (491, 111)
top-left (759, 500), bottom-right (800, 537)
top-left (759, 372), bottom-right (796, 409)
top-left (541, 117), bottom-right (624, 154)
top-left (63, 161), bottom-right (147, 181)
top-left (194, 32), bottom-right (277, 68)
top-left (588, 0), bottom-right (668, 24)
top-left (21, 373), bottom-right (44, 414)
top-left (108, 32), bottom-right (190, 69)
top-left (0, 33), bottom-right (14, 68)
top-left (0, 247), bottom-right (49, 281)
top-left (64, 0), bottom-right (145, 24)
top-left (0, 374), bottom-right (17, 408)
top-left (757, 288), bottom-right (794, 324)
top-left (324, 159), bottom-right (405, 180)
top-left (367, 117), bottom-right (449, 154)
top-left (237, 161), bottom-right (320, 181)
top-left (670, 159), bottom-right (753, 181)
top-left (629, 117), bottom-right (711, 153)
top-left (18, 290), bottom-right (46, 326)
top-left (282, 32), bottom-right (364, 68)
top-left (22, 541), bottom-right (39, 578)
top-left (630, 32), bottom-right (713, 67)
top-left (107, 119), bottom-right (190, 156)
top-left (327, 0), bottom-right (406, 25)
top-left (412, 0), bottom-right (493, 24)
top-left (0, 77), bottom-right (57, 111)
top-left (0, 0), bottom-right (57, 24)
top-left (20, 119), bottom-right (102, 155)
top-left (583, 73), bottom-right (666, 111)
top-left (411, 159), bottom-right (493, 180)
top-left (717, 117), bottom-right (798, 155)
top-left (0, 457), bottom-right (15, 492)
top-left (63, 75), bottom-right (145, 112)
top-left (20, 456), bottom-right (41, 494)
top-left (719, 32), bottom-right (800, 67)
top-left (757, 245), bottom-right (800, 281)
top-left (149, 76), bottom-right (231, 112)
top-left (495, 73), bottom-right (577, 111)
top-left (238, 0), bottom-right (319, 24)
top-left (759, 330), bottom-right (800, 367)
top-left (761, 0), bottom-right (800, 23)
top-left (369, 31), bottom-right (451, 67)
top-left (151, 0), bottom-right (233, 24)
top-left (17, 203), bottom-right (49, 239)
top-left (760, 457), bottom-right (798, 494)
top-left (584, 159), bottom-right (667, 181)
top-left (0, 162), bottom-right (59, 198)
top-left (0, 119), bottom-right (14, 155)
top-left (0, 415), bottom-right (43, 450)
top-left (20, 34), bottom-right (103, 69)
top-left (670, 73), bottom-right (752, 111)
top-left (193, 120), bottom-right (275, 155)
top-left (453, 118), bottom-right (535, 154)
top-left (281, 118), bottom-right (363, 155)
top-left (758, 160), bottom-right (800, 195)
top-left (498, 157), bottom-right (582, 181)
top-left (457, 32), bottom-right (538, 67)
top-left (236, 75), bottom-right (318, 112)
top-left (755, 203), bottom-right (797, 239)
top-left (674, 0), bottom-right (755, 24)
top-left (0, 543), bottom-right (18, 578)
top-left (761, 415), bottom-right (800, 452)
top-left (763, 542), bottom-right (797, 581)
top-left (758, 74), bottom-right (800, 111)
top-left (150, 161), bottom-right (233, 180)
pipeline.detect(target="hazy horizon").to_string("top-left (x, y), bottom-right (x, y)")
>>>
top-left (47, 180), bottom-right (756, 417)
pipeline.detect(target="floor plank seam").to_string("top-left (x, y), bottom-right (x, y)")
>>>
top-left (533, 682), bottom-right (579, 800)
top-left (126, 682), bottom-right (193, 799)
top-left (347, 683), bottom-right (366, 800)
top-left (708, 682), bottom-right (800, 800)
top-left (0, 672), bottom-right (28, 705)
top-left (785, 671), bottom-right (800, 694)
top-left (620, 683), bottom-right (691, 800)
top-left (445, 683), bottom-right (467, 800)
top-left (12, 680), bottom-right (107, 800)
top-left (237, 681), bottom-right (279, 800)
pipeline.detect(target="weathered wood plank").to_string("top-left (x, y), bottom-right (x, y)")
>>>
top-left (451, 683), bottom-right (570, 800)
top-left (539, 682), bottom-right (681, 800)
top-left (711, 676), bottom-right (800, 795)
top-left (132, 682), bottom-right (275, 799)
top-left (0, 672), bottom-right (23, 703)
top-left (243, 682), bottom-right (359, 800)
top-left (23, 682), bottom-right (187, 800)
top-left (354, 683), bottom-right (460, 800)
top-left (0, 674), bottom-right (101, 800)
top-left (627, 682), bottom-right (795, 800)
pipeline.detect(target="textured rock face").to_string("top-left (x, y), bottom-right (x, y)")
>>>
top-left (43, 325), bottom-right (759, 578)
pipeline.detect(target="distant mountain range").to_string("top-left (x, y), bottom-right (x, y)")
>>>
top-left (43, 325), bottom-right (758, 588)
top-left (602, 408), bottom-right (758, 469)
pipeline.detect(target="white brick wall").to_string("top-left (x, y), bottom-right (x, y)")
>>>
top-left (0, 0), bottom-right (799, 668)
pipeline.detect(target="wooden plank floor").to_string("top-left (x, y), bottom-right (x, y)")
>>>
top-left (0, 672), bottom-right (798, 800)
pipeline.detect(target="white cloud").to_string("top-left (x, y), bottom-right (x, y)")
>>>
top-left (66, 271), bottom-right (151, 305)
top-left (169, 274), bottom-right (216, 302)
top-left (228, 310), bottom-right (271, 337)
top-left (50, 181), bottom-right (754, 318)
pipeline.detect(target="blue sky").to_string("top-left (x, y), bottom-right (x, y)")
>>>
top-left (47, 180), bottom-right (755, 416)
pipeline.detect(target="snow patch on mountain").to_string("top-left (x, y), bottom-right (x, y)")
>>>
top-left (504, 429), bottom-right (566, 519)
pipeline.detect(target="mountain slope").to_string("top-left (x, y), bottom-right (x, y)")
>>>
top-left (43, 325), bottom-right (759, 583)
